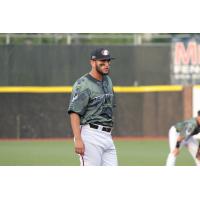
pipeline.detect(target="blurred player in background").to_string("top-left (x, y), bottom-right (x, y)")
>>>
top-left (68, 48), bottom-right (118, 166)
top-left (166, 110), bottom-right (200, 166)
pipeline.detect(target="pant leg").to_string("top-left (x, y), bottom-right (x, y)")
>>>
top-left (166, 126), bottom-right (179, 166)
top-left (80, 141), bottom-right (103, 166)
top-left (102, 146), bottom-right (118, 166)
top-left (80, 125), bottom-right (118, 166)
top-left (186, 137), bottom-right (200, 166)
top-left (80, 125), bottom-right (103, 166)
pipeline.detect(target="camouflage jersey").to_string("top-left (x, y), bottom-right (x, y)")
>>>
top-left (68, 73), bottom-right (115, 127)
top-left (174, 118), bottom-right (199, 136)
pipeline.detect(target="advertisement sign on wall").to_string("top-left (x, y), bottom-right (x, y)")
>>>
top-left (171, 36), bottom-right (200, 85)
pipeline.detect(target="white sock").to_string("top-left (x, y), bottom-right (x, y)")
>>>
top-left (166, 153), bottom-right (176, 166)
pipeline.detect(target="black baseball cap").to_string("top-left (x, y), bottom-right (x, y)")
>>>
top-left (90, 48), bottom-right (115, 61)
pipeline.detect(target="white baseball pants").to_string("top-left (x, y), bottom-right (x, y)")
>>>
top-left (166, 126), bottom-right (200, 166)
top-left (79, 124), bottom-right (118, 166)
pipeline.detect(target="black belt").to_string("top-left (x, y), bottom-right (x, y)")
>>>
top-left (89, 123), bottom-right (112, 133)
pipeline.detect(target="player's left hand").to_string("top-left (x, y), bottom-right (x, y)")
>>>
top-left (172, 148), bottom-right (180, 156)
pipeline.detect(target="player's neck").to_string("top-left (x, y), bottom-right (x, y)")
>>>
top-left (89, 70), bottom-right (103, 81)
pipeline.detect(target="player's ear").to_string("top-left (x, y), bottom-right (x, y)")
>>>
top-left (90, 59), bottom-right (95, 67)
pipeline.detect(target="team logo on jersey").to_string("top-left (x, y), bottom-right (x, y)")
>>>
top-left (91, 93), bottom-right (113, 104)
top-left (101, 49), bottom-right (109, 56)
top-left (72, 93), bottom-right (78, 102)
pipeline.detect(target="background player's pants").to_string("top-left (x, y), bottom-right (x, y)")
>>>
top-left (79, 124), bottom-right (118, 166)
top-left (166, 126), bottom-right (200, 166)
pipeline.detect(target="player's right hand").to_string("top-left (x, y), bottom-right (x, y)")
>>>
top-left (74, 138), bottom-right (85, 155)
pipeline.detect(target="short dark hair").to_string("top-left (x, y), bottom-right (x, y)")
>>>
top-left (198, 110), bottom-right (200, 116)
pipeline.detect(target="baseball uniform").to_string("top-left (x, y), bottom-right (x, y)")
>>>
top-left (68, 73), bottom-right (118, 166)
top-left (166, 118), bottom-right (200, 166)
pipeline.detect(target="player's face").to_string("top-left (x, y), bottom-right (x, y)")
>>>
top-left (95, 60), bottom-right (111, 75)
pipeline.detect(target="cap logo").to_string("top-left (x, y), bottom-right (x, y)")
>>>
top-left (101, 49), bottom-right (109, 56)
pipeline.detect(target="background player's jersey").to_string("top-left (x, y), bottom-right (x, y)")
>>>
top-left (68, 73), bottom-right (115, 127)
top-left (175, 118), bottom-right (198, 136)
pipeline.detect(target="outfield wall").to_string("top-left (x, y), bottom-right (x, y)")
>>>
top-left (0, 85), bottom-right (190, 138)
top-left (0, 45), bottom-right (171, 86)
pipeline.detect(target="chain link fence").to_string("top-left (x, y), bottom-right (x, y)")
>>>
top-left (0, 33), bottom-right (197, 45)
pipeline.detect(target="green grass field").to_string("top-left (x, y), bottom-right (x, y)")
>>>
top-left (0, 139), bottom-right (196, 166)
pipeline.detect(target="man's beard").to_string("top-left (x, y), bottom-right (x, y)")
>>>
top-left (96, 64), bottom-right (109, 75)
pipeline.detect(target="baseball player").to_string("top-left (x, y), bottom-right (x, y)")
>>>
top-left (166, 110), bottom-right (200, 166)
top-left (68, 48), bottom-right (118, 166)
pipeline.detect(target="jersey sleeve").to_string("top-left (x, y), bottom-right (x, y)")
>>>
top-left (112, 88), bottom-right (116, 108)
top-left (180, 122), bottom-right (196, 136)
top-left (191, 125), bottom-right (200, 135)
top-left (68, 80), bottom-right (90, 116)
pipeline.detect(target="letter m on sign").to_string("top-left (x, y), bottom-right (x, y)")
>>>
top-left (175, 42), bottom-right (197, 65)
